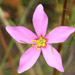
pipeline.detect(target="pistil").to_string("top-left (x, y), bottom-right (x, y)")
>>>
top-left (31, 35), bottom-right (47, 50)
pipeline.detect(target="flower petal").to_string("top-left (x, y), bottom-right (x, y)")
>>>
top-left (6, 26), bottom-right (37, 44)
top-left (17, 45), bottom-right (41, 74)
top-left (33, 4), bottom-right (48, 37)
top-left (46, 26), bottom-right (75, 44)
top-left (42, 44), bottom-right (64, 72)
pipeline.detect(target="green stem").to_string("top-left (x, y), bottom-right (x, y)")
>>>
top-left (35, 61), bottom-right (43, 75)
top-left (0, 29), bottom-right (16, 75)
top-left (0, 8), bottom-right (10, 26)
top-left (0, 39), bottom-right (15, 73)
top-left (18, 0), bottom-right (36, 26)
top-left (0, 39), bottom-right (14, 68)
top-left (63, 37), bottom-right (74, 63)
top-left (53, 0), bottom-right (68, 75)
top-left (55, 0), bottom-right (59, 5)
top-left (0, 1), bottom-right (40, 75)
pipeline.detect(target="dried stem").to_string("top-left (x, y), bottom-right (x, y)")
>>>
top-left (67, 0), bottom-right (74, 17)
top-left (53, 0), bottom-right (67, 75)
top-left (53, 0), bottom-right (74, 75)
top-left (0, 28), bottom-right (16, 75)
top-left (61, 0), bottom-right (67, 26)
top-left (64, 0), bottom-right (74, 25)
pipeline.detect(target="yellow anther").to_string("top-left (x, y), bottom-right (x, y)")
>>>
top-left (31, 40), bottom-right (36, 42)
top-left (36, 46), bottom-right (40, 50)
top-left (31, 35), bottom-right (47, 50)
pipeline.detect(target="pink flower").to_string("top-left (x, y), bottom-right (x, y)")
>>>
top-left (6, 4), bottom-right (75, 74)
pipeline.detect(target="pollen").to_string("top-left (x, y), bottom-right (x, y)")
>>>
top-left (31, 35), bottom-right (47, 50)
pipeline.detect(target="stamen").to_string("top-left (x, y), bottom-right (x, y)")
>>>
top-left (36, 46), bottom-right (40, 50)
top-left (31, 36), bottom-right (47, 50)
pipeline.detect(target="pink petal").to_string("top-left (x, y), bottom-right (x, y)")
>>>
top-left (6, 26), bottom-right (37, 44)
top-left (42, 44), bottom-right (64, 72)
top-left (46, 26), bottom-right (75, 44)
top-left (33, 4), bottom-right (48, 37)
top-left (17, 45), bottom-right (41, 74)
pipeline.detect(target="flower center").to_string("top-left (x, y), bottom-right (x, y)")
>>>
top-left (31, 35), bottom-right (47, 50)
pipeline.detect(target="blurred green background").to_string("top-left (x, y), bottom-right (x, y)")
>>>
top-left (0, 0), bottom-right (75, 75)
